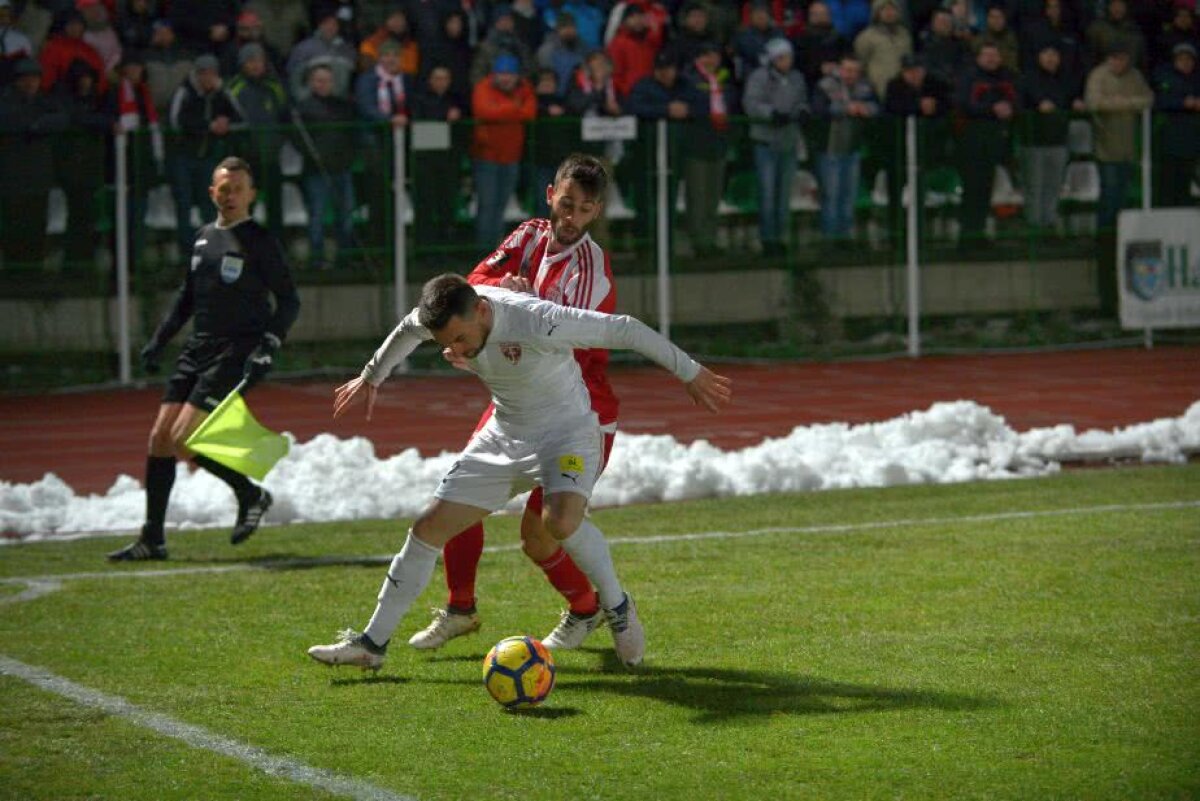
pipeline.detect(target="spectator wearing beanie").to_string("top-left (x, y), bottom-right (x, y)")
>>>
top-left (608, 4), bottom-right (658, 98)
top-left (1152, 42), bottom-right (1199, 207)
top-left (471, 5), bottom-right (534, 86)
top-left (537, 11), bottom-right (586, 91)
top-left (0, 58), bottom-right (69, 267)
top-left (854, 0), bottom-right (912, 100)
top-left (360, 9), bottom-right (420, 74)
top-left (470, 52), bottom-right (535, 248)
top-left (744, 36), bottom-right (809, 256)
top-left (227, 42), bottom-right (287, 237)
top-left (218, 10), bottom-right (286, 79)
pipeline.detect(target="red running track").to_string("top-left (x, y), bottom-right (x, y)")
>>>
top-left (1, 347), bottom-right (1197, 495)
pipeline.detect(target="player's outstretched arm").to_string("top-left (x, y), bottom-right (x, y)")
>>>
top-left (333, 376), bottom-right (378, 420)
top-left (686, 366), bottom-right (733, 413)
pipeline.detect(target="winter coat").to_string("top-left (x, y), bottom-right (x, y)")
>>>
top-left (1085, 16), bottom-right (1146, 69)
top-left (733, 24), bottom-right (781, 81)
top-left (167, 69), bottom-right (242, 158)
top-left (813, 70), bottom-right (879, 153)
top-left (793, 24), bottom-right (851, 88)
top-left (1084, 61), bottom-right (1153, 163)
top-left (1020, 63), bottom-right (1080, 146)
top-left (626, 73), bottom-right (700, 119)
top-left (608, 27), bottom-right (658, 98)
top-left (166, 0), bottom-right (238, 54)
top-left (743, 63), bottom-right (809, 150)
top-left (680, 62), bottom-right (738, 160)
top-left (294, 92), bottom-right (360, 174)
top-left (954, 63), bottom-right (1019, 161)
top-left (919, 31), bottom-right (972, 87)
top-left (145, 45), bottom-right (193, 114)
top-left (975, 27), bottom-right (1021, 75)
top-left (536, 32), bottom-right (586, 92)
top-left (826, 0), bottom-right (872, 39)
top-left (471, 30), bottom-right (534, 86)
top-left (39, 33), bottom-right (108, 94)
top-left (0, 86), bottom-right (69, 195)
top-left (286, 33), bottom-right (357, 99)
top-left (1152, 62), bottom-right (1199, 159)
top-left (470, 74), bottom-right (536, 164)
top-left (853, 3), bottom-right (913, 100)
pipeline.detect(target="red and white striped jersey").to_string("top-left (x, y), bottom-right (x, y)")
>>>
top-left (467, 219), bottom-right (619, 426)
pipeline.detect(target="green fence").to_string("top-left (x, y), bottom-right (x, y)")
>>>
top-left (1, 111), bottom-right (1196, 392)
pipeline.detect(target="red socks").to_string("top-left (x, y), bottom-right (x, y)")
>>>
top-left (537, 548), bottom-right (599, 617)
top-left (442, 525), bottom-right (598, 617)
top-left (443, 522), bottom-right (485, 611)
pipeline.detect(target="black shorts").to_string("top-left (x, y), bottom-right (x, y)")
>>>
top-left (162, 335), bottom-right (260, 412)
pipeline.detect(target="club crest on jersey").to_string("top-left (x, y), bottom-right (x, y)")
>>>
top-left (499, 343), bottom-right (522, 364)
top-left (220, 255), bottom-right (244, 284)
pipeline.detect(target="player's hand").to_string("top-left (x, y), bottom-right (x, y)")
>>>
top-left (243, 333), bottom-right (280, 383)
top-left (139, 341), bottom-right (163, 374)
top-left (685, 366), bottom-right (732, 413)
top-left (499, 274), bottom-right (532, 294)
top-left (442, 347), bottom-right (471, 371)
top-left (333, 375), bottom-right (378, 420)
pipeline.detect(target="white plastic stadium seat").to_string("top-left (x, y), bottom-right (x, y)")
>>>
top-left (1060, 161), bottom-right (1099, 202)
top-left (145, 184), bottom-right (175, 230)
top-left (46, 188), bottom-right (66, 234)
top-left (991, 165), bottom-right (1023, 206)
top-left (789, 170), bottom-right (820, 212)
top-left (1067, 119), bottom-right (1093, 156)
top-left (279, 141), bottom-right (303, 177)
top-left (282, 181), bottom-right (308, 226)
top-left (871, 170), bottom-right (888, 207)
top-left (606, 182), bottom-right (634, 220)
top-left (503, 193), bottom-right (528, 222)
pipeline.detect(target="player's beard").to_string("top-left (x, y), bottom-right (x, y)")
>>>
top-left (550, 210), bottom-right (584, 249)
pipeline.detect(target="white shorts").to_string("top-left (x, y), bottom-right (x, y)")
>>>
top-left (433, 417), bottom-right (604, 512)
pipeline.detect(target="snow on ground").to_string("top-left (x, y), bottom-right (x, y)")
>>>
top-left (3, 400), bottom-right (1198, 540)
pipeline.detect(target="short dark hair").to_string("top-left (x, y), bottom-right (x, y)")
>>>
top-left (552, 153), bottom-right (609, 201)
top-left (214, 156), bottom-right (254, 186)
top-left (418, 273), bottom-right (480, 331)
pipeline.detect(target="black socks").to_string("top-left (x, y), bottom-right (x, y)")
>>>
top-left (142, 455), bottom-right (176, 545)
top-left (193, 454), bottom-right (257, 502)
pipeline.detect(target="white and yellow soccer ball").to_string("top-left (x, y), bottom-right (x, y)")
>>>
top-left (482, 636), bottom-right (556, 709)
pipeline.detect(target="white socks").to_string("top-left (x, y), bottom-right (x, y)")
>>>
top-left (364, 531), bottom-right (440, 647)
top-left (559, 519), bottom-right (625, 610)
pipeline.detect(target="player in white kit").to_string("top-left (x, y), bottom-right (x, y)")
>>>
top-left (307, 274), bottom-right (731, 670)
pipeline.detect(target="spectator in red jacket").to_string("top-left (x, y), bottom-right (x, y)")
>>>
top-left (39, 10), bottom-right (109, 94)
top-left (608, 4), bottom-right (659, 97)
top-left (471, 52), bottom-right (536, 248)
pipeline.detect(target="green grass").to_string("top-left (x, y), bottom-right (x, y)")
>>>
top-left (1, 466), bottom-right (1197, 801)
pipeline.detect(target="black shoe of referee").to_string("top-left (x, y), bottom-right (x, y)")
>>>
top-left (231, 488), bottom-right (273, 545)
top-left (107, 528), bottom-right (169, 561)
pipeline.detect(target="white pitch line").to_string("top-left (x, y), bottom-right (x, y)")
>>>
top-left (0, 655), bottom-right (416, 801)
top-left (3, 499), bottom-right (1197, 588)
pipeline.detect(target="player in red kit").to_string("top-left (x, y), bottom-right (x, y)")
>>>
top-left (407, 154), bottom-right (619, 652)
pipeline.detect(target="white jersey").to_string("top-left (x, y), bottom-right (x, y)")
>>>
top-left (362, 285), bottom-right (701, 433)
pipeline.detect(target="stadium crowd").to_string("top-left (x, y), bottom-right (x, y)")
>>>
top-left (0, 0), bottom-right (1197, 269)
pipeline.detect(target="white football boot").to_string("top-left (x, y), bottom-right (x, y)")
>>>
top-left (306, 629), bottom-right (385, 670)
top-left (542, 608), bottom-right (605, 650)
top-left (604, 594), bottom-right (645, 667)
top-left (407, 608), bottom-right (481, 650)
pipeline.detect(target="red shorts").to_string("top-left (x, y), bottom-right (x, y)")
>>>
top-left (470, 403), bottom-right (615, 515)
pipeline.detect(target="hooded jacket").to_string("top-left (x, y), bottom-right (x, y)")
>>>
top-left (853, 0), bottom-right (913, 99)
top-left (167, 66), bottom-right (242, 158)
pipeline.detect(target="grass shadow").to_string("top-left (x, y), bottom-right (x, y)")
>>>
top-left (503, 706), bottom-right (582, 719)
top-left (560, 659), bottom-right (997, 723)
top-left (327, 673), bottom-right (410, 687)
top-left (173, 554), bottom-right (390, 570)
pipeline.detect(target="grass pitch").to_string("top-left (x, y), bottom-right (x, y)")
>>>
top-left (1, 465), bottom-right (1197, 801)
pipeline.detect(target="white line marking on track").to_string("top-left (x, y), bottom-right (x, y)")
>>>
top-left (0, 655), bottom-right (416, 801)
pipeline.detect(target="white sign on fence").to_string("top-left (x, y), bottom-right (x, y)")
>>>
top-left (581, 115), bottom-right (638, 142)
top-left (1117, 208), bottom-right (1200, 329)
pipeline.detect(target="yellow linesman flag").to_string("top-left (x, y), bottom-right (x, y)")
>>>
top-left (184, 387), bottom-right (289, 481)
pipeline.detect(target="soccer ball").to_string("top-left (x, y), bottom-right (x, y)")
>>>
top-left (482, 636), bottom-right (556, 708)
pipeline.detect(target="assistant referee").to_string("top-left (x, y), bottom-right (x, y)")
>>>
top-left (108, 156), bottom-right (301, 561)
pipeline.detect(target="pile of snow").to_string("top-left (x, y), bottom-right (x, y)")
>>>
top-left (3, 400), bottom-right (1197, 540)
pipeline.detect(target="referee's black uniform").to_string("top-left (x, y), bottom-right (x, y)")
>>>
top-left (154, 218), bottom-right (300, 411)
top-left (109, 215), bottom-right (300, 561)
